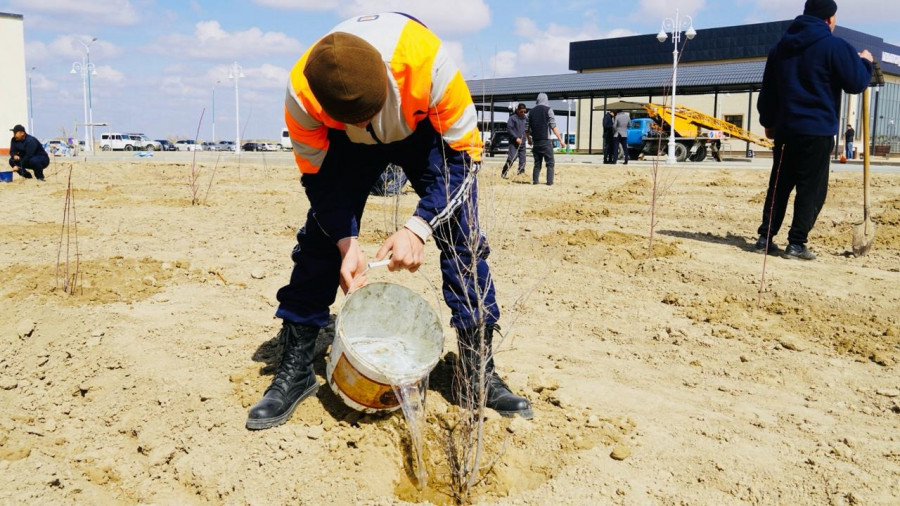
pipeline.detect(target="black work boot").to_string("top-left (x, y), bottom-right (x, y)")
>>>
top-left (246, 322), bottom-right (320, 430)
top-left (457, 324), bottom-right (533, 419)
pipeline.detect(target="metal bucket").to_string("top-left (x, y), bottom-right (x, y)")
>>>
top-left (326, 282), bottom-right (443, 413)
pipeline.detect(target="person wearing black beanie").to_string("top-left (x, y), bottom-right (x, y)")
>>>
top-left (753, 1), bottom-right (874, 260)
top-left (803, 0), bottom-right (838, 20)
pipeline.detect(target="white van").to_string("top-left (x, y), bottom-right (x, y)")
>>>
top-left (100, 133), bottom-right (138, 151)
top-left (280, 128), bottom-right (291, 151)
top-left (99, 132), bottom-right (159, 151)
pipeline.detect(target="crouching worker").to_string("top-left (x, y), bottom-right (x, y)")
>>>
top-left (8, 124), bottom-right (49, 181)
top-left (245, 12), bottom-right (532, 430)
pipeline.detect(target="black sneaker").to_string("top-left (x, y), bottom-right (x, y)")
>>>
top-left (754, 236), bottom-right (779, 254)
top-left (16, 168), bottom-right (32, 179)
top-left (783, 243), bottom-right (816, 260)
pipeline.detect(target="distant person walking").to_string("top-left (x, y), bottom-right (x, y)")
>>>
top-left (612, 110), bottom-right (630, 164)
top-left (602, 110), bottom-right (616, 164)
top-left (843, 123), bottom-right (855, 160)
top-left (501, 103), bottom-right (529, 179)
top-left (7, 124), bottom-right (49, 181)
top-left (755, 0), bottom-right (873, 260)
top-left (527, 93), bottom-right (566, 185)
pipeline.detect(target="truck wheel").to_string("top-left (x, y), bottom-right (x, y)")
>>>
top-left (124, 145), bottom-right (134, 151)
top-left (146, 145), bottom-right (155, 152)
top-left (674, 143), bottom-right (688, 162)
top-left (689, 144), bottom-right (707, 162)
top-left (102, 145), bottom-right (111, 151)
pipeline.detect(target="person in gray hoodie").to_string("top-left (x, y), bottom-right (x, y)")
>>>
top-left (526, 93), bottom-right (566, 185)
top-left (613, 110), bottom-right (631, 164)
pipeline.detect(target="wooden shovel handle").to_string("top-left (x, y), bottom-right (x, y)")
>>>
top-left (862, 87), bottom-right (871, 219)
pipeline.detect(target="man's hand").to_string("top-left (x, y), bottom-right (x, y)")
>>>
top-left (375, 227), bottom-right (425, 273)
top-left (859, 50), bottom-right (874, 62)
top-left (12, 155), bottom-right (20, 161)
top-left (337, 237), bottom-right (367, 294)
top-left (515, 137), bottom-right (521, 146)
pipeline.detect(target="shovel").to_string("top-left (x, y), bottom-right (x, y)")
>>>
top-left (852, 62), bottom-right (883, 256)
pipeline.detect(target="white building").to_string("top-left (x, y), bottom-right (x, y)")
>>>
top-left (0, 12), bottom-right (27, 149)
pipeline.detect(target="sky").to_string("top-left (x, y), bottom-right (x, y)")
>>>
top-left (4, 0), bottom-right (899, 142)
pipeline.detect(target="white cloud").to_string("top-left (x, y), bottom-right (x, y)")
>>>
top-left (91, 64), bottom-right (125, 85)
top-left (154, 21), bottom-right (304, 60)
top-left (253, 0), bottom-right (339, 10)
top-left (488, 50), bottom-right (518, 78)
top-left (47, 35), bottom-right (121, 60)
top-left (8, 0), bottom-right (140, 26)
top-left (251, 0), bottom-right (491, 34)
top-left (638, 0), bottom-right (706, 20)
top-left (496, 17), bottom-right (606, 76)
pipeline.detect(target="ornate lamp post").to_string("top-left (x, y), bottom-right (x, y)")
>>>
top-left (657, 10), bottom-right (696, 164)
top-left (70, 37), bottom-right (98, 153)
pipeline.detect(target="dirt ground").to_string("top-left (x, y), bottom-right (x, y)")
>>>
top-left (1, 153), bottom-right (899, 505)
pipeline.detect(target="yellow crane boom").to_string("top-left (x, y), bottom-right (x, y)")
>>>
top-left (642, 103), bottom-right (774, 149)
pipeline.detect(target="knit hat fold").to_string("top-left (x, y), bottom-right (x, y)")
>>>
top-left (303, 32), bottom-right (388, 124)
top-left (803, 0), bottom-right (837, 20)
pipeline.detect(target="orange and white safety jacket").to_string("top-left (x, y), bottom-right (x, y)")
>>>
top-left (284, 12), bottom-right (482, 175)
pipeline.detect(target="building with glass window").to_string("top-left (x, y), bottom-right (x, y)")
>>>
top-left (468, 19), bottom-right (900, 159)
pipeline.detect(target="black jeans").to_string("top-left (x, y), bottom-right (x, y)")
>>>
top-left (757, 135), bottom-right (833, 245)
top-left (603, 133), bottom-right (614, 162)
top-left (613, 135), bottom-right (628, 163)
top-left (531, 139), bottom-right (555, 184)
top-left (11, 155), bottom-right (49, 180)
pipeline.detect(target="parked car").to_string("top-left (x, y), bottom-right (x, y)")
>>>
top-left (175, 139), bottom-right (202, 151)
top-left (100, 132), bottom-right (139, 151)
top-left (128, 134), bottom-right (161, 151)
top-left (241, 142), bottom-right (261, 152)
top-left (259, 142), bottom-right (278, 151)
top-left (155, 140), bottom-right (176, 151)
top-left (485, 131), bottom-right (511, 157)
top-left (217, 140), bottom-right (235, 151)
top-left (202, 141), bottom-right (218, 151)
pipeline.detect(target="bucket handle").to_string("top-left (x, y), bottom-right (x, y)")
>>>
top-left (348, 257), bottom-right (444, 325)
top-left (367, 259), bottom-right (391, 269)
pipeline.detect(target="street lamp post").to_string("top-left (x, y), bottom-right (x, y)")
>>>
top-left (70, 37), bottom-right (98, 153)
top-left (657, 10), bottom-right (696, 164)
top-left (229, 62), bottom-right (244, 153)
top-left (28, 67), bottom-right (35, 136)
top-left (212, 80), bottom-right (220, 144)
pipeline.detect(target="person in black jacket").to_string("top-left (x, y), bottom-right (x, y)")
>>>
top-left (602, 110), bottom-right (616, 164)
top-left (843, 123), bottom-right (855, 160)
top-left (8, 125), bottom-right (49, 181)
top-left (754, 0), bottom-right (873, 260)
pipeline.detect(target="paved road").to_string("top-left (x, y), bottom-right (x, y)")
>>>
top-left (62, 149), bottom-right (900, 174)
top-left (487, 151), bottom-right (900, 173)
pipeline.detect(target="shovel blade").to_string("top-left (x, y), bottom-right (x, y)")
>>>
top-left (851, 219), bottom-right (876, 256)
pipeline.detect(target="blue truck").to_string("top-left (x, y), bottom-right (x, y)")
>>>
top-left (614, 102), bottom-right (773, 162)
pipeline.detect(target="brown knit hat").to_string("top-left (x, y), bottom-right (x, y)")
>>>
top-left (303, 32), bottom-right (388, 124)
